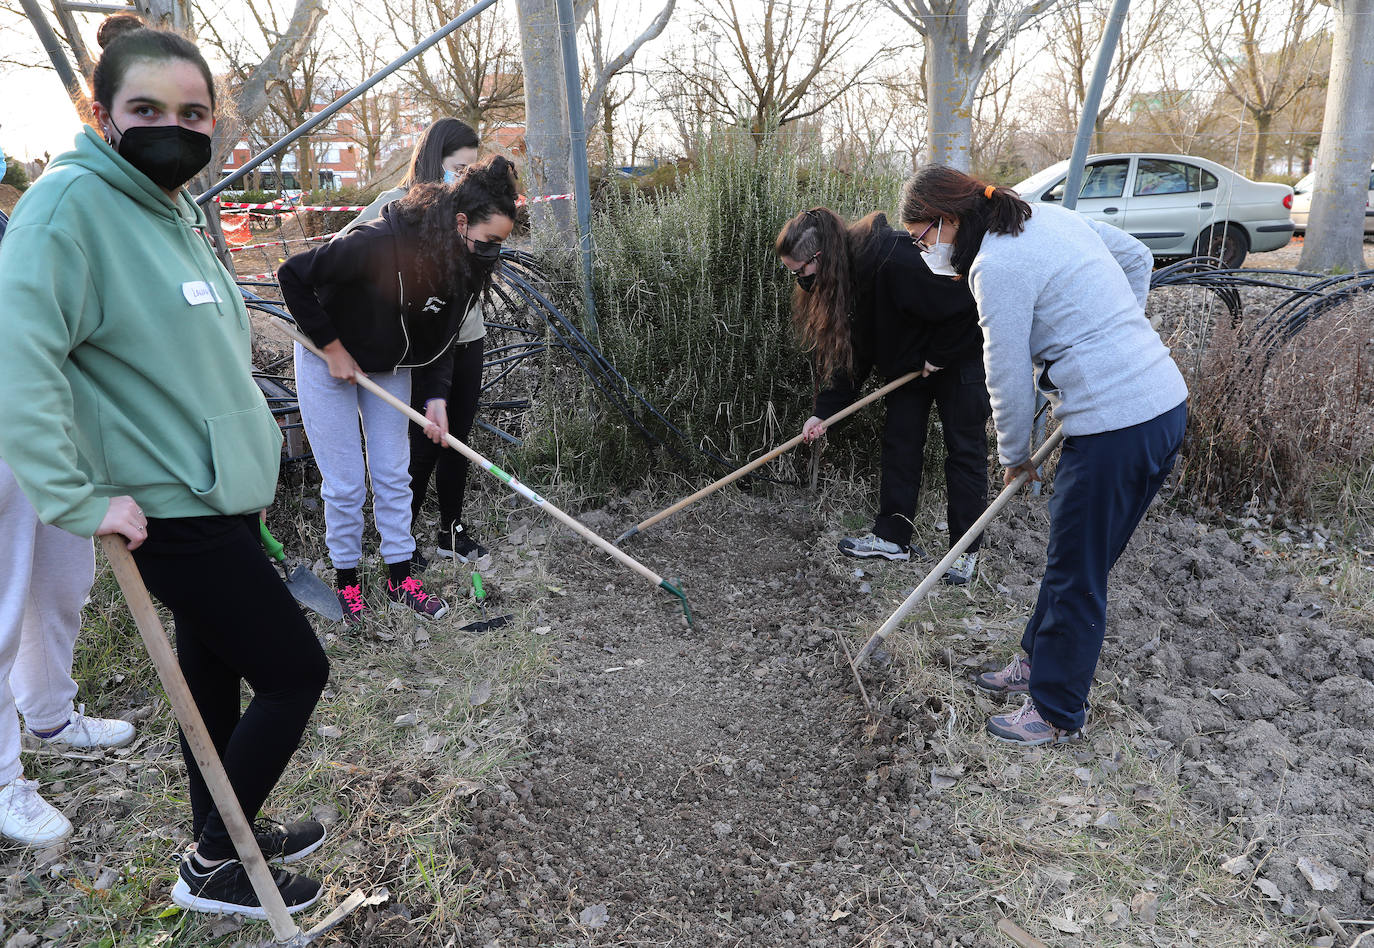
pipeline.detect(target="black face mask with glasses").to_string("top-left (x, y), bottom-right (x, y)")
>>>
top-left (796, 272), bottom-right (817, 293)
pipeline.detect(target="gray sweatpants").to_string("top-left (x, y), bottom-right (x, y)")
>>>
top-left (0, 459), bottom-right (95, 787)
top-left (294, 344), bottom-right (416, 569)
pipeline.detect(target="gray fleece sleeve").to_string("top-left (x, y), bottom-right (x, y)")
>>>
top-left (1087, 219), bottom-right (1153, 311)
top-left (969, 258), bottom-right (1038, 468)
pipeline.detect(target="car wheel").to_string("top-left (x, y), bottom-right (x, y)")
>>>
top-left (1196, 223), bottom-right (1250, 269)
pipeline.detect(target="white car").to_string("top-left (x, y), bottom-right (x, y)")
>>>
top-left (1012, 153), bottom-right (1295, 268)
top-left (1290, 166), bottom-right (1374, 235)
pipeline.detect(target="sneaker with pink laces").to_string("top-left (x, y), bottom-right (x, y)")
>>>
top-left (336, 584), bottom-right (366, 627)
top-left (387, 576), bottom-right (448, 619)
top-left (975, 655), bottom-right (1031, 695)
top-left (986, 697), bottom-right (1083, 746)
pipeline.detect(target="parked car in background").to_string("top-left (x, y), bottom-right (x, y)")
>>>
top-left (1289, 165), bottom-right (1374, 235)
top-left (1012, 153), bottom-right (1294, 268)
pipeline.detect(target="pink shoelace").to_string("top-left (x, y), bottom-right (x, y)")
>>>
top-left (397, 576), bottom-right (429, 602)
top-left (341, 584), bottom-right (366, 614)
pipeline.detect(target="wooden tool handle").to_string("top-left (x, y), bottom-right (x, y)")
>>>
top-left (628, 370), bottom-right (922, 538)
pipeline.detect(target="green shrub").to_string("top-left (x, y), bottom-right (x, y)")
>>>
top-left (517, 132), bottom-right (904, 488)
top-left (2, 155), bottom-right (30, 191)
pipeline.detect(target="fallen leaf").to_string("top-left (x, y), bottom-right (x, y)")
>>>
top-left (1131, 891), bottom-right (1159, 925)
top-left (1255, 877), bottom-right (1282, 902)
top-left (579, 904), bottom-right (609, 928)
top-left (1048, 915), bottom-right (1083, 934)
top-left (422, 735), bottom-right (447, 754)
top-left (830, 908), bottom-right (851, 921)
top-left (1220, 855), bottom-right (1253, 876)
top-left (394, 713), bottom-right (419, 728)
top-left (317, 725), bottom-right (343, 739)
top-left (469, 680), bottom-right (493, 707)
top-left (1296, 856), bottom-right (1342, 892)
top-left (532, 625), bottom-right (552, 635)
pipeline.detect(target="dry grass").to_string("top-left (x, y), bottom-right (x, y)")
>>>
top-left (828, 483), bottom-right (1305, 948)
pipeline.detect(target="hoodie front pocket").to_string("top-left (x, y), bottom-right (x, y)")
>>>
top-left (191, 407), bottom-right (283, 514)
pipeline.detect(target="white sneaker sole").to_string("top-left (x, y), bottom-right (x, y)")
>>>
top-left (838, 547), bottom-right (909, 562)
top-left (388, 599), bottom-right (449, 620)
top-left (170, 879), bottom-right (321, 918)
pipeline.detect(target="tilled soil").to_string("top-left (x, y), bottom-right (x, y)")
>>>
top-left (442, 486), bottom-right (1373, 946)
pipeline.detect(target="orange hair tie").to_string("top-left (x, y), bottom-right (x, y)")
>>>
top-left (984, 184), bottom-right (996, 199)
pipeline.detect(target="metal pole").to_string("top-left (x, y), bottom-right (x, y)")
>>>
top-left (197, 0), bottom-right (502, 205)
top-left (1033, 0), bottom-right (1130, 493)
top-left (1060, 0), bottom-right (1132, 213)
top-left (18, 0), bottom-right (84, 107)
top-left (553, 0), bottom-right (600, 343)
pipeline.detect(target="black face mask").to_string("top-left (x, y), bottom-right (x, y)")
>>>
top-left (796, 272), bottom-right (817, 293)
top-left (467, 236), bottom-right (503, 271)
top-left (109, 119), bottom-right (212, 192)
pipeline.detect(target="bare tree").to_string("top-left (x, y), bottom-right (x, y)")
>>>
top-left (668, 0), bottom-right (880, 135)
top-left (332, 7), bottom-right (399, 182)
top-left (385, 0), bottom-right (524, 132)
top-left (881, 0), bottom-right (1063, 171)
top-left (1299, 0), bottom-right (1374, 272)
top-left (1193, 0), bottom-right (1328, 179)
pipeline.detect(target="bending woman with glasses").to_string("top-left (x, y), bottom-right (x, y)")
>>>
top-left (775, 207), bottom-right (992, 584)
top-left (898, 167), bottom-right (1187, 747)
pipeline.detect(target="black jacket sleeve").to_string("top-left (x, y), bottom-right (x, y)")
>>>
top-left (277, 227), bottom-right (384, 350)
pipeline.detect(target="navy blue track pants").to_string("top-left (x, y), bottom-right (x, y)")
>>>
top-left (1022, 400), bottom-right (1187, 730)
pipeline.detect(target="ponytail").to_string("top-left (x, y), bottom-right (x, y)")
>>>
top-left (899, 166), bottom-right (1031, 276)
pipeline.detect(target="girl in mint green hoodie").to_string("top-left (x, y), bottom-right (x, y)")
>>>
top-left (0, 13), bottom-right (327, 919)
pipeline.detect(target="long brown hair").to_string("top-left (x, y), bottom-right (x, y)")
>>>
top-left (775, 207), bottom-right (856, 384)
top-left (898, 165), bottom-right (1032, 276)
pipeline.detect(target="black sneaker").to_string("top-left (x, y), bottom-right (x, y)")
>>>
top-left (170, 855), bottom-right (321, 918)
top-left (254, 818), bottom-right (327, 865)
top-left (437, 523), bottom-right (489, 563)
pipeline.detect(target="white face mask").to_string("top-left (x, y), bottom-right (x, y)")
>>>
top-left (920, 220), bottom-right (958, 277)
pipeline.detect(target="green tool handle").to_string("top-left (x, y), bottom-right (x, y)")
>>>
top-left (472, 572), bottom-right (487, 603)
top-left (258, 521), bottom-right (286, 562)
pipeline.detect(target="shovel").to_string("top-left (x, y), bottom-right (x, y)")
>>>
top-left (461, 572), bottom-right (512, 633)
top-left (259, 522), bottom-right (344, 622)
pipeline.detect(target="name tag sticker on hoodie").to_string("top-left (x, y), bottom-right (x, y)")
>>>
top-left (182, 281), bottom-right (223, 306)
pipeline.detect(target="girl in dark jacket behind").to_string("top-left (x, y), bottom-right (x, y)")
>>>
top-left (776, 208), bottom-right (991, 583)
top-left (278, 156), bottom-right (518, 623)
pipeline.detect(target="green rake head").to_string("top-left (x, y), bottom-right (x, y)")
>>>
top-left (658, 578), bottom-right (695, 629)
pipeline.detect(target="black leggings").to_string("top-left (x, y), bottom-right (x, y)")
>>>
top-left (133, 515), bottom-right (328, 860)
top-left (874, 353), bottom-right (992, 550)
top-left (410, 337), bottom-right (484, 530)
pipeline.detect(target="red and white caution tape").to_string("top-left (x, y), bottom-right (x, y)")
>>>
top-left (228, 232), bottom-right (338, 253)
top-left (218, 192), bottom-right (575, 212)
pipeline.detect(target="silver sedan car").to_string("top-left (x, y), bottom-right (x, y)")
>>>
top-left (1012, 153), bottom-right (1295, 268)
top-left (1289, 165), bottom-right (1374, 235)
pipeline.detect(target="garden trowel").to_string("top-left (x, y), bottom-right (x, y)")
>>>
top-left (259, 522), bottom-right (344, 622)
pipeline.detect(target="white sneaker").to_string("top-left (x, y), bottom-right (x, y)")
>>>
top-left (27, 704), bottom-right (135, 750)
top-left (942, 551), bottom-right (979, 586)
top-left (0, 778), bottom-right (73, 846)
top-left (837, 533), bottom-right (910, 561)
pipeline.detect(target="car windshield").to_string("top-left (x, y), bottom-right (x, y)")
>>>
top-left (1012, 161), bottom-right (1069, 197)
top-left (1293, 173), bottom-right (1314, 194)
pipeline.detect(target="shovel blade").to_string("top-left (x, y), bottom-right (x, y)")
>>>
top-left (284, 565), bottom-right (343, 622)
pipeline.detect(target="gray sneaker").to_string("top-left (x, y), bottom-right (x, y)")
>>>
top-left (838, 533), bottom-right (909, 561)
top-left (942, 551), bottom-right (978, 586)
top-left (987, 697), bottom-right (1083, 746)
top-left (975, 655), bottom-right (1030, 695)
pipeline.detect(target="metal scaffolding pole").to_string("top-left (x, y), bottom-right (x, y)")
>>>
top-left (197, 0), bottom-right (502, 205)
top-left (554, 0), bottom-right (600, 343)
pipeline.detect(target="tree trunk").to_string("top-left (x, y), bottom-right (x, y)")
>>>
top-left (515, 0), bottom-right (575, 244)
top-left (1250, 109), bottom-right (1272, 180)
top-left (923, 16), bottom-right (978, 171)
top-left (1299, 0), bottom-right (1374, 272)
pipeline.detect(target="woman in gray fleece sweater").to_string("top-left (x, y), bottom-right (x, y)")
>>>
top-left (899, 165), bottom-right (1188, 747)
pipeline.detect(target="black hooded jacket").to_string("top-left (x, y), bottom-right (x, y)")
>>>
top-left (814, 214), bottom-right (983, 418)
top-left (278, 202), bottom-right (476, 401)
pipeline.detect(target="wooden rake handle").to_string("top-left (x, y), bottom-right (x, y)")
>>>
top-left (853, 427), bottom-right (1066, 669)
top-left (619, 371), bottom-right (922, 543)
top-left (98, 535), bottom-right (302, 942)
top-left (277, 320), bottom-right (671, 593)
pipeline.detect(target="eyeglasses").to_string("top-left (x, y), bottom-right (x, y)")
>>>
top-left (911, 220), bottom-right (938, 252)
top-left (783, 250), bottom-right (820, 277)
